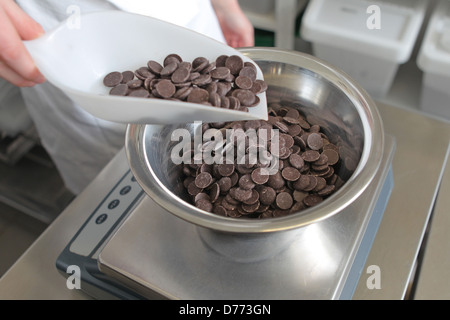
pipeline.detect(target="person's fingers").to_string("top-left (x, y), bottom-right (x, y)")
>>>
top-left (226, 27), bottom-right (253, 48)
top-left (242, 27), bottom-right (254, 47)
top-left (2, 0), bottom-right (44, 40)
top-left (236, 17), bottom-right (254, 47)
top-left (0, 60), bottom-right (37, 87)
top-left (227, 37), bottom-right (239, 48)
top-left (0, 8), bottom-right (45, 85)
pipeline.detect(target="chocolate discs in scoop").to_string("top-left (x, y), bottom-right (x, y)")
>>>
top-left (103, 71), bottom-right (123, 87)
top-left (103, 53), bottom-right (267, 113)
top-left (154, 79), bottom-right (176, 98)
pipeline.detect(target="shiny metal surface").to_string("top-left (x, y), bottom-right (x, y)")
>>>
top-left (414, 144), bottom-right (450, 299)
top-left (0, 102), bottom-right (449, 299)
top-left (98, 136), bottom-right (394, 299)
top-left (125, 48), bottom-right (385, 233)
top-left (353, 105), bottom-right (450, 300)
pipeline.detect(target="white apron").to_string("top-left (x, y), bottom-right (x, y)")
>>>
top-left (14, 0), bottom-right (225, 194)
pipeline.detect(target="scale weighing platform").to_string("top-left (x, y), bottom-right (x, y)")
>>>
top-left (56, 136), bottom-right (395, 300)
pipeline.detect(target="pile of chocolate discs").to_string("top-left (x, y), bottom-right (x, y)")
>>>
top-left (180, 102), bottom-right (347, 219)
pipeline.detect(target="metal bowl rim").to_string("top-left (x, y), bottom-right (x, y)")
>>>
top-left (125, 48), bottom-right (385, 233)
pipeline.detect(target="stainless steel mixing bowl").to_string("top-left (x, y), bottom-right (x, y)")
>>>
top-left (125, 48), bottom-right (384, 234)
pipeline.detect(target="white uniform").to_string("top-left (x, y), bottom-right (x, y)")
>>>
top-left (13, 0), bottom-right (225, 194)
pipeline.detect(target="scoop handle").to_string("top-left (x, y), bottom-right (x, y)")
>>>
top-left (23, 36), bottom-right (50, 77)
top-left (23, 33), bottom-right (69, 90)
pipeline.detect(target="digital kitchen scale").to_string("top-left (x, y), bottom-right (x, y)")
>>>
top-left (56, 136), bottom-right (395, 300)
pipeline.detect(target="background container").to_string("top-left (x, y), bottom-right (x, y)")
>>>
top-left (301, 0), bottom-right (429, 99)
top-left (417, 0), bottom-right (450, 121)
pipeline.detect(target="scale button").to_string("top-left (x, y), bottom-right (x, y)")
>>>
top-left (120, 185), bottom-right (132, 195)
top-left (95, 213), bottom-right (108, 225)
top-left (108, 199), bottom-right (120, 209)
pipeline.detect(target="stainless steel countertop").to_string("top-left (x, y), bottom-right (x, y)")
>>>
top-left (97, 136), bottom-right (395, 300)
top-left (0, 102), bottom-right (449, 300)
top-left (413, 142), bottom-right (450, 300)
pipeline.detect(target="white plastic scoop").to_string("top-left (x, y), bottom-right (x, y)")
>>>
top-left (23, 11), bottom-right (268, 124)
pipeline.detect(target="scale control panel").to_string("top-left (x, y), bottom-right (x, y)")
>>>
top-left (68, 170), bottom-right (144, 258)
top-left (56, 169), bottom-right (145, 299)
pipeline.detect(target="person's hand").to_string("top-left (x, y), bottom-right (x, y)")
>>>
top-left (0, 0), bottom-right (45, 87)
top-left (211, 0), bottom-right (254, 48)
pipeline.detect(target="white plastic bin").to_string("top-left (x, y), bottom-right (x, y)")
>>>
top-left (417, 0), bottom-right (450, 121)
top-left (301, 0), bottom-right (428, 99)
